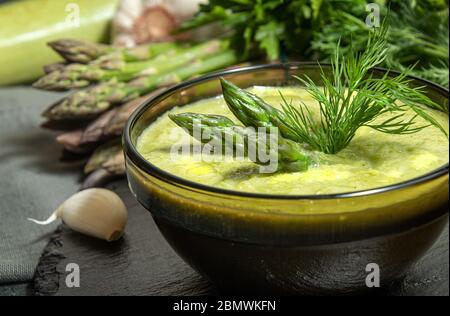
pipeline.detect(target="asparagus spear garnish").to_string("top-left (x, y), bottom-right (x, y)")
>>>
top-left (35, 40), bottom-right (225, 91)
top-left (43, 50), bottom-right (238, 120)
top-left (170, 113), bottom-right (236, 128)
top-left (220, 78), bottom-right (299, 142)
top-left (169, 113), bottom-right (312, 172)
top-left (48, 39), bottom-right (178, 64)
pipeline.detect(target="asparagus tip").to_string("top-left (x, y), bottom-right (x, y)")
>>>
top-left (47, 39), bottom-right (103, 63)
top-left (219, 76), bottom-right (228, 87)
top-left (219, 77), bottom-right (235, 89)
top-left (220, 77), bottom-right (241, 100)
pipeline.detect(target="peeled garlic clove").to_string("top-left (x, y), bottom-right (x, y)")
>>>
top-left (28, 189), bottom-right (128, 242)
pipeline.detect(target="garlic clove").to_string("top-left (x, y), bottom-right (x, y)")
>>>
top-left (61, 189), bottom-right (128, 241)
top-left (28, 189), bottom-right (128, 242)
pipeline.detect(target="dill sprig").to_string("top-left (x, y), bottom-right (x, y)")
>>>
top-left (280, 27), bottom-right (448, 155)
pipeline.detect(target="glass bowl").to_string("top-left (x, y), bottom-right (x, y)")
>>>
top-left (124, 63), bottom-right (449, 295)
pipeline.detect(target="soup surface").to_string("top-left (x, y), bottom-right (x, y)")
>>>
top-left (136, 87), bottom-right (449, 195)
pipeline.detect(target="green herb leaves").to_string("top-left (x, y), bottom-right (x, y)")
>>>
top-left (182, 0), bottom-right (318, 60)
top-left (254, 21), bottom-right (285, 61)
top-left (280, 27), bottom-right (448, 155)
top-left (183, 0), bottom-right (449, 86)
top-left (312, 1), bottom-right (449, 87)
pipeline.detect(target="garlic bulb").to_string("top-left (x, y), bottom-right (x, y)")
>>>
top-left (113, 0), bottom-right (144, 47)
top-left (28, 189), bottom-right (128, 242)
top-left (112, 0), bottom-right (207, 47)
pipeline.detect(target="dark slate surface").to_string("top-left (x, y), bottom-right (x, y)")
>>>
top-left (32, 180), bottom-right (449, 296)
top-left (34, 181), bottom-right (215, 296)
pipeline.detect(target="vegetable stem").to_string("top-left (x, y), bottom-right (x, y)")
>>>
top-left (34, 40), bottom-right (227, 91)
top-left (43, 49), bottom-right (238, 120)
top-left (169, 113), bottom-right (312, 172)
top-left (48, 40), bottom-right (179, 64)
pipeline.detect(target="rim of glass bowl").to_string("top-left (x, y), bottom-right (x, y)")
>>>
top-left (124, 62), bottom-right (449, 201)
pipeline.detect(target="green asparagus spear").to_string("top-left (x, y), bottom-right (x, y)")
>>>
top-left (48, 39), bottom-right (178, 64)
top-left (35, 40), bottom-right (226, 91)
top-left (169, 113), bottom-right (312, 172)
top-left (82, 139), bottom-right (125, 189)
top-left (43, 50), bottom-right (238, 120)
top-left (43, 62), bottom-right (68, 74)
top-left (170, 113), bottom-right (236, 128)
top-left (220, 78), bottom-right (299, 142)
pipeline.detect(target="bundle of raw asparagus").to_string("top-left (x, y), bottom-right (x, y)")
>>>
top-left (34, 38), bottom-right (238, 188)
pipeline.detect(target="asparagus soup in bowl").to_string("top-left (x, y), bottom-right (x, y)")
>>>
top-left (124, 64), bottom-right (449, 294)
top-left (136, 86), bottom-right (448, 196)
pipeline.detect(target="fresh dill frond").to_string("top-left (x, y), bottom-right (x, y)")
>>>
top-left (418, 61), bottom-right (450, 88)
top-left (311, 1), bottom-right (449, 87)
top-left (280, 27), bottom-right (448, 155)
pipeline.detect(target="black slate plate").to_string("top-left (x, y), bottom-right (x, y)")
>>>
top-left (33, 180), bottom-right (449, 296)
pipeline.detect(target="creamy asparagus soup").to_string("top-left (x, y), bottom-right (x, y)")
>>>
top-left (136, 86), bottom-right (449, 195)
